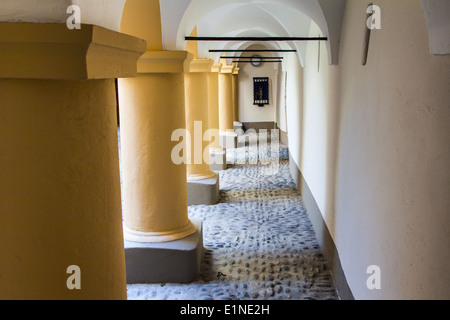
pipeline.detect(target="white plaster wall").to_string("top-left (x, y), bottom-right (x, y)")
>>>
top-left (275, 69), bottom-right (287, 132)
top-left (237, 59), bottom-right (278, 124)
top-left (0, 0), bottom-right (126, 32)
top-left (301, 26), bottom-right (329, 219)
top-left (285, 55), bottom-right (303, 169)
top-left (286, 20), bottom-right (340, 231)
top-left (420, 0), bottom-right (450, 54)
top-left (335, 0), bottom-right (450, 300)
top-left (287, 0), bottom-right (450, 299)
top-left (0, 0), bottom-right (71, 23)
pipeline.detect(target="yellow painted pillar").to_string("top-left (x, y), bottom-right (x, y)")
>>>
top-left (0, 23), bottom-right (145, 299)
top-left (184, 59), bottom-right (216, 181)
top-left (218, 63), bottom-right (235, 133)
top-left (119, 0), bottom-right (197, 244)
top-left (218, 63), bottom-right (237, 148)
top-left (207, 62), bottom-right (223, 152)
top-left (232, 67), bottom-right (240, 123)
top-left (119, 51), bottom-right (197, 242)
top-left (207, 62), bottom-right (228, 170)
top-left (118, 1), bottom-right (202, 285)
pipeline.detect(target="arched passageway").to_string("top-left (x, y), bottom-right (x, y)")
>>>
top-left (0, 0), bottom-right (449, 301)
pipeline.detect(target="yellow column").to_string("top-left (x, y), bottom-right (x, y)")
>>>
top-left (184, 59), bottom-right (216, 180)
top-left (218, 63), bottom-right (237, 148)
top-left (119, 51), bottom-right (197, 242)
top-left (218, 63), bottom-right (235, 133)
top-left (232, 67), bottom-right (240, 123)
top-left (0, 23), bottom-right (145, 299)
top-left (118, 1), bottom-right (201, 283)
top-left (119, 0), bottom-right (196, 243)
top-left (207, 62), bottom-right (223, 152)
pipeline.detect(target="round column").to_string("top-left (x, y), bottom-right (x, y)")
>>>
top-left (184, 59), bottom-right (216, 181)
top-left (119, 51), bottom-right (197, 243)
top-left (207, 63), bottom-right (222, 152)
top-left (218, 63), bottom-right (237, 149)
top-left (218, 71), bottom-right (234, 133)
top-left (232, 68), bottom-right (240, 122)
top-left (0, 23), bottom-right (145, 299)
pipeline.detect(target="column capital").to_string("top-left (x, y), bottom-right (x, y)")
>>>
top-left (0, 22), bottom-right (146, 80)
top-left (137, 51), bottom-right (193, 74)
top-left (187, 58), bottom-right (214, 73)
top-left (211, 62), bottom-right (222, 73)
top-left (232, 67), bottom-right (240, 75)
top-left (219, 63), bottom-right (235, 74)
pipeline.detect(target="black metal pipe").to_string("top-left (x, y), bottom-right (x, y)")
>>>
top-left (210, 49), bottom-right (297, 52)
top-left (233, 60), bottom-right (282, 63)
top-left (186, 36), bottom-right (327, 41)
top-left (221, 56), bottom-right (284, 59)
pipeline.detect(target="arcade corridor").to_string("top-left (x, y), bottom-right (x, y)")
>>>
top-left (0, 0), bottom-right (448, 301)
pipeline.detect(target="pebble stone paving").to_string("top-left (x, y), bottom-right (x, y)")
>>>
top-left (126, 132), bottom-right (340, 300)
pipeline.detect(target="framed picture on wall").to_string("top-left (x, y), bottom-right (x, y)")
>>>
top-left (253, 77), bottom-right (269, 107)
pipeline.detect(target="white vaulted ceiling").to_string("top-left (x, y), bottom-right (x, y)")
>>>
top-left (159, 0), bottom-right (346, 66)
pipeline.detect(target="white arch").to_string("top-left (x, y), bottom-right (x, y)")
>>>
top-left (195, 3), bottom-right (313, 65)
top-left (228, 41), bottom-right (290, 72)
top-left (211, 29), bottom-right (297, 72)
top-left (160, 0), bottom-right (345, 65)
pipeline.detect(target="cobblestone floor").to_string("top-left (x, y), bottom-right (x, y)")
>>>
top-left (126, 134), bottom-right (339, 300)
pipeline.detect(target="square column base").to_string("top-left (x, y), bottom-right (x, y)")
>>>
top-left (234, 121), bottom-right (243, 135)
top-left (187, 174), bottom-right (219, 206)
top-left (219, 133), bottom-right (237, 149)
top-left (233, 121), bottom-right (244, 135)
top-left (210, 150), bottom-right (227, 171)
top-left (125, 219), bottom-right (203, 284)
